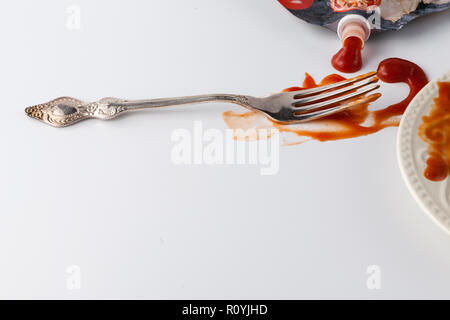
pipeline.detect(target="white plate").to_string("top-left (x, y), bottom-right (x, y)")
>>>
top-left (398, 70), bottom-right (450, 234)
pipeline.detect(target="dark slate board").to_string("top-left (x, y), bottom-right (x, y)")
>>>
top-left (280, 0), bottom-right (450, 32)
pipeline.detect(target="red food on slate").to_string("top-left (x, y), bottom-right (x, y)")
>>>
top-left (278, 0), bottom-right (314, 10)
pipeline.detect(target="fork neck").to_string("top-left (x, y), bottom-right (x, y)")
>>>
top-left (110, 94), bottom-right (251, 110)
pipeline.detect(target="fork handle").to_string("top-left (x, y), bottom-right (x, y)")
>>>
top-left (110, 94), bottom-right (251, 110)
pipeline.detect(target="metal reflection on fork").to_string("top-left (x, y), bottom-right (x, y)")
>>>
top-left (25, 71), bottom-right (380, 128)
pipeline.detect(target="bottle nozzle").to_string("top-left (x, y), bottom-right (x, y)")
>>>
top-left (337, 15), bottom-right (371, 47)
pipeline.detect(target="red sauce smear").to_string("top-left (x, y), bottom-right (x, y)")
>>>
top-left (418, 81), bottom-right (450, 181)
top-left (331, 36), bottom-right (363, 74)
top-left (376, 58), bottom-right (428, 122)
top-left (223, 58), bottom-right (428, 144)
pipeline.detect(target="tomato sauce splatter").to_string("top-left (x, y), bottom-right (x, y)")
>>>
top-left (223, 58), bottom-right (428, 144)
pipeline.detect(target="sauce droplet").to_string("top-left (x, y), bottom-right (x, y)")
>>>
top-left (331, 36), bottom-right (363, 73)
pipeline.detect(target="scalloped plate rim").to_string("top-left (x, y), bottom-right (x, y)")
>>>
top-left (397, 70), bottom-right (450, 235)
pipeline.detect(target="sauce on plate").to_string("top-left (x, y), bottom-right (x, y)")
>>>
top-left (418, 81), bottom-right (450, 181)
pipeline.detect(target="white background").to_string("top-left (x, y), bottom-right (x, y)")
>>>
top-left (1, 0), bottom-right (450, 299)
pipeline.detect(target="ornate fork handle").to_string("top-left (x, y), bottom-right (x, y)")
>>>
top-left (25, 94), bottom-right (253, 128)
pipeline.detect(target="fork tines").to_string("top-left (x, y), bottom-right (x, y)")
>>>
top-left (292, 71), bottom-right (379, 112)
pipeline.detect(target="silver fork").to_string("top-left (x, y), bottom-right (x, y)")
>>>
top-left (25, 71), bottom-right (380, 128)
